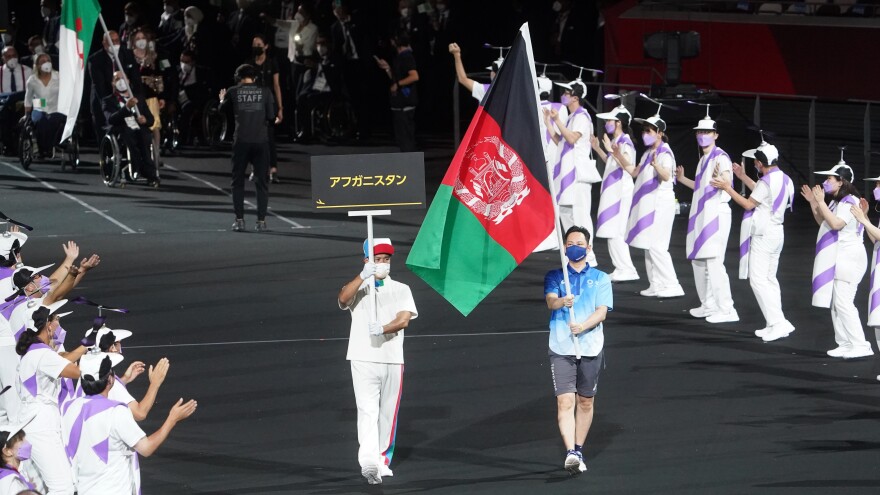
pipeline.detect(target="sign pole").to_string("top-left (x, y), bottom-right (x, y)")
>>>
top-left (349, 210), bottom-right (391, 323)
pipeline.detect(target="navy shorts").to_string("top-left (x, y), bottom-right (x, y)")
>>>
top-left (549, 349), bottom-right (604, 397)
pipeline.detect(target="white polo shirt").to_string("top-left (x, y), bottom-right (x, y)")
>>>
top-left (341, 277), bottom-right (417, 365)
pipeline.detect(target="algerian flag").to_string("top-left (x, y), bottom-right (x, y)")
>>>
top-left (58, 0), bottom-right (101, 142)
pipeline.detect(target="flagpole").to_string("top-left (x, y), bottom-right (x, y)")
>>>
top-left (96, 14), bottom-right (140, 117)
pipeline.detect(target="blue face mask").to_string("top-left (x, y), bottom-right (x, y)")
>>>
top-left (565, 245), bottom-right (587, 262)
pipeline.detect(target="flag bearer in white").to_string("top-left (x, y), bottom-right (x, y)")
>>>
top-left (593, 104), bottom-right (638, 282)
top-left (676, 115), bottom-right (738, 323)
top-left (801, 162), bottom-right (873, 360)
top-left (338, 238), bottom-right (417, 485)
top-left (64, 353), bottom-right (196, 495)
top-left (710, 142), bottom-right (795, 342)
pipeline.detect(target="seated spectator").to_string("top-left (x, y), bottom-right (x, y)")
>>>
top-left (0, 46), bottom-right (32, 155)
top-left (102, 71), bottom-right (160, 187)
top-left (295, 34), bottom-right (339, 142)
top-left (173, 50), bottom-right (213, 145)
top-left (24, 53), bottom-right (65, 156)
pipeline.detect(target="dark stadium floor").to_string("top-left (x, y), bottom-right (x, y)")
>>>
top-left (2, 135), bottom-right (878, 494)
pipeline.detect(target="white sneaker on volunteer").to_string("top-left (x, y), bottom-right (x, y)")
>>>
top-left (379, 465), bottom-right (393, 477)
top-left (754, 327), bottom-right (771, 338)
top-left (564, 450), bottom-right (586, 475)
top-left (706, 310), bottom-right (740, 324)
top-left (639, 287), bottom-right (658, 297)
top-left (826, 346), bottom-right (851, 358)
top-left (689, 305), bottom-right (717, 318)
top-left (609, 270), bottom-right (640, 282)
top-left (362, 465), bottom-right (382, 485)
top-left (655, 285), bottom-right (685, 298)
top-left (841, 346), bottom-right (874, 360)
top-left (762, 322), bottom-right (795, 342)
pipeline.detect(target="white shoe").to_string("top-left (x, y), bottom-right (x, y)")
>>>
top-left (655, 286), bottom-right (685, 298)
top-left (876, 374), bottom-right (880, 382)
top-left (754, 327), bottom-right (771, 338)
top-left (564, 452), bottom-right (582, 475)
top-left (689, 306), bottom-right (716, 318)
top-left (706, 310), bottom-right (740, 324)
top-left (827, 346), bottom-right (851, 357)
top-left (609, 271), bottom-right (639, 282)
top-left (762, 324), bottom-right (794, 342)
top-left (639, 287), bottom-right (658, 297)
top-left (362, 465), bottom-right (382, 485)
top-left (379, 465), bottom-right (393, 477)
top-left (842, 346), bottom-right (874, 359)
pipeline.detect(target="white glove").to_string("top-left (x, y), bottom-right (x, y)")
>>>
top-left (359, 262), bottom-right (376, 280)
top-left (368, 322), bottom-right (384, 336)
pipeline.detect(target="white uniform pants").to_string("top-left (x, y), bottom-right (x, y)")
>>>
top-left (748, 229), bottom-right (790, 328)
top-left (0, 344), bottom-right (21, 424)
top-left (559, 183), bottom-right (598, 266)
top-left (26, 428), bottom-right (75, 495)
top-left (691, 206), bottom-right (733, 313)
top-left (831, 280), bottom-right (870, 350)
top-left (351, 360), bottom-right (404, 469)
top-left (608, 237), bottom-right (637, 275)
top-left (644, 193), bottom-right (680, 290)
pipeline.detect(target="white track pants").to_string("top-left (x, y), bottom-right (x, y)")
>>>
top-left (691, 206), bottom-right (733, 313)
top-left (608, 237), bottom-right (637, 275)
top-left (559, 183), bottom-right (598, 266)
top-left (831, 280), bottom-right (870, 350)
top-left (351, 360), bottom-right (404, 469)
top-left (644, 193), bottom-right (680, 290)
top-left (26, 428), bottom-right (75, 495)
top-left (748, 229), bottom-right (790, 328)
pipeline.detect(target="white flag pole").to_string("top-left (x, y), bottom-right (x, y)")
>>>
top-left (97, 14), bottom-right (140, 117)
top-left (349, 210), bottom-right (391, 324)
top-left (520, 22), bottom-right (582, 359)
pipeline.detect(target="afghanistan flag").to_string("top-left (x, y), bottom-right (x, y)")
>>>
top-left (58, 0), bottom-right (101, 142)
top-left (406, 23), bottom-right (554, 316)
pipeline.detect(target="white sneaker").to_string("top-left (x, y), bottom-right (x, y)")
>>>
top-left (706, 310), bottom-right (740, 324)
top-left (564, 452), bottom-right (582, 475)
top-left (655, 286), bottom-right (685, 298)
top-left (842, 346), bottom-right (874, 360)
top-left (610, 271), bottom-right (640, 282)
top-left (379, 465), bottom-right (393, 477)
top-left (762, 324), bottom-right (794, 342)
top-left (639, 287), bottom-right (658, 297)
top-left (689, 306), bottom-right (716, 318)
top-left (827, 346), bottom-right (851, 357)
top-left (754, 327), bottom-right (771, 338)
top-left (362, 465), bottom-right (382, 485)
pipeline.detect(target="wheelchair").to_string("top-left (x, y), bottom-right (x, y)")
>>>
top-left (17, 115), bottom-right (80, 172)
top-left (311, 97), bottom-right (356, 143)
top-left (98, 131), bottom-right (144, 188)
top-left (168, 97), bottom-right (229, 148)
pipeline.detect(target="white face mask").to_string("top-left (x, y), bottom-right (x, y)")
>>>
top-left (33, 45), bottom-right (45, 55)
top-left (108, 44), bottom-right (120, 55)
top-left (40, 62), bottom-right (52, 73)
top-left (6, 58), bottom-right (19, 70)
top-left (375, 262), bottom-right (391, 279)
top-left (400, 8), bottom-right (410, 17)
top-left (294, 13), bottom-right (305, 23)
top-left (134, 39), bottom-right (147, 50)
top-left (115, 79), bottom-right (128, 92)
top-left (552, 1), bottom-right (563, 12)
top-left (180, 62), bottom-right (191, 72)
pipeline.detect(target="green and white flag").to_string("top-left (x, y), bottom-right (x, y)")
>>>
top-left (58, 0), bottom-right (101, 142)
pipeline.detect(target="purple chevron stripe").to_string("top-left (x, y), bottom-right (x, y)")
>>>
top-left (596, 200), bottom-right (621, 231)
top-left (815, 229), bottom-right (838, 255)
top-left (626, 211), bottom-right (655, 244)
top-left (740, 238), bottom-right (750, 259)
top-left (688, 216), bottom-right (720, 260)
top-left (812, 266), bottom-right (836, 295)
top-left (601, 167), bottom-right (624, 194)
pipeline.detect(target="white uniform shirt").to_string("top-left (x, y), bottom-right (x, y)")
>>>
top-left (0, 64), bottom-right (32, 93)
top-left (17, 344), bottom-right (69, 432)
top-left (108, 377), bottom-right (136, 405)
top-left (830, 198), bottom-right (863, 249)
top-left (471, 83), bottom-right (489, 102)
top-left (643, 150), bottom-right (675, 193)
top-left (276, 19), bottom-right (317, 61)
top-left (697, 150), bottom-right (732, 203)
top-left (0, 467), bottom-right (31, 493)
top-left (750, 179), bottom-right (786, 229)
top-left (24, 71), bottom-right (60, 113)
top-left (63, 397), bottom-right (145, 495)
top-left (342, 277), bottom-right (418, 365)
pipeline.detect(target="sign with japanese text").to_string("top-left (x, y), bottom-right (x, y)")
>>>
top-left (311, 152), bottom-right (426, 211)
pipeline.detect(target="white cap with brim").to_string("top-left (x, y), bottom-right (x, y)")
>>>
top-left (597, 104), bottom-right (632, 122)
top-left (743, 143), bottom-right (780, 165)
top-left (693, 118), bottom-right (718, 131)
top-left (634, 115), bottom-right (666, 132)
top-left (10, 263), bottom-right (55, 296)
top-left (90, 325), bottom-right (133, 346)
top-left (0, 411), bottom-right (37, 445)
top-left (864, 176), bottom-right (880, 182)
top-left (0, 231), bottom-right (27, 253)
top-left (537, 75), bottom-right (553, 95)
top-left (79, 351), bottom-right (125, 379)
top-left (555, 80), bottom-right (587, 99)
top-left (814, 163), bottom-right (855, 183)
top-left (25, 299), bottom-right (72, 330)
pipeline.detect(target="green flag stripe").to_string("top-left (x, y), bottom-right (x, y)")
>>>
top-left (406, 185), bottom-right (518, 316)
top-left (60, 0), bottom-right (101, 59)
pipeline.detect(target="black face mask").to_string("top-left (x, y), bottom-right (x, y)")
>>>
top-left (252, 46), bottom-right (264, 57)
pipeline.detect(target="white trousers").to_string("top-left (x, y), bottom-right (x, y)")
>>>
top-left (831, 279), bottom-right (870, 350)
top-left (748, 229), bottom-right (790, 328)
top-left (644, 193), bottom-right (680, 290)
top-left (351, 360), bottom-right (404, 469)
top-left (26, 428), bottom-right (75, 495)
top-left (608, 237), bottom-right (637, 275)
top-left (691, 206), bottom-right (734, 313)
top-left (0, 344), bottom-right (21, 424)
top-left (559, 183), bottom-right (598, 266)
